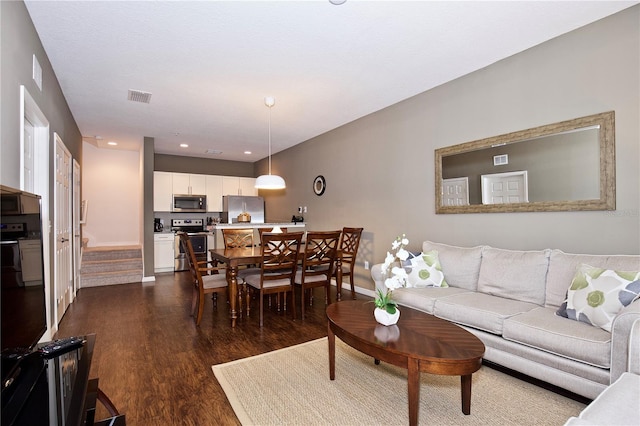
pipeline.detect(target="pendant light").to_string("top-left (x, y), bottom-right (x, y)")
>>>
top-left (255, 96), bottom-right (286, 190)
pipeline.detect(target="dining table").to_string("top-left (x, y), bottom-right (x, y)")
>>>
top-left (209, 246), bottom-right (343, 327)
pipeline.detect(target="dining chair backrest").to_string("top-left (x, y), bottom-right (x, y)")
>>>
top-left (257, 227), bottom-right (288, 242)
top-left (259, 232), bottom-right (304, 283)
top-left (222, 228), bottom-right (254, 248)
top-left (301, 231), bottom-right (341, 278)
top-left (339, 227), bottom-right (364, 268)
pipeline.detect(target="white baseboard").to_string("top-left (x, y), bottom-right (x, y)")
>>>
top-left (329, 279), bottom-right (375, 298)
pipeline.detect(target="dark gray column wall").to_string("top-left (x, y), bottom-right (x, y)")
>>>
top-left (143, 137), bottom-right (156, 279)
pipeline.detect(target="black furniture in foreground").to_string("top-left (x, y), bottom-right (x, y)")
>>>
top-left (1, 334), bottom-right (125, 425)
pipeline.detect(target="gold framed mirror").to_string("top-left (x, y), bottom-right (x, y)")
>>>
top-left (435, 111), bottom-right (615, 214)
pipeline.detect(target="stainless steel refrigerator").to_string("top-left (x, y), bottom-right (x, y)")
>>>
top-left (221, 196), bottom-right (265, 223)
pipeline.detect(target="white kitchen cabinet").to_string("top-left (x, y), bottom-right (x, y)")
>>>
top-left (154, 171), bottom-right (173, 212)
top-left (239, 177), bottom-right (258, 196)
top-left (205, 175), bottom-right (224, 212)
top-left (222, 176), bottom-right (240, 196)
top-left (172, 173), bottom-right (206, 195)
top-left (222, 176), bottom-right (257, 196)
top-left (154, 234), bottom-right (175, 273)
top-left (19, 239), bottom-right (43, 283)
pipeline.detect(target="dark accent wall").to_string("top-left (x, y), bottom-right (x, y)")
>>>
top-left (143, 138), bottom-right (155, 278)
top-left (155, 154), bottom-right (255, 177)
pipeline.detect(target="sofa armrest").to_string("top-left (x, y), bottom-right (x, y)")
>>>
top-left (371, 263), bottom-right (385, 293)
top-left (610, 299), bottom-right (640, 383)
top-left (628, 319), bottom-right (640, 375)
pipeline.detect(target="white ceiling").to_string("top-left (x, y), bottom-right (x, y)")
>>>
top-left (25, 1), bottom-right (637, 162)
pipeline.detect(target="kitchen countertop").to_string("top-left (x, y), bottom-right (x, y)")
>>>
top-left (211, 222), bottom-right (305, 229)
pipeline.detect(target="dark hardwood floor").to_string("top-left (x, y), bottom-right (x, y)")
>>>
top-left (56, 272), bottom-right (354, 425)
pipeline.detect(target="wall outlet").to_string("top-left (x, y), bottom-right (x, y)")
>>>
top-left (364, 260), bottom-right (369, 270)
top-left (298, 206), bottom-right (303, 214)
top-left (303, 206), bottom-right (307, 213)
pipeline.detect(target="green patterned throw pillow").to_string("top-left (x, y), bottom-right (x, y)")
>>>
top-left (556, 263), bottom-right (640, 332)
top-left (406, 250), bottom-right (449, 288)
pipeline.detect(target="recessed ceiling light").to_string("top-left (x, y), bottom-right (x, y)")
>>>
top-left (180, 143), bottom-right (189, 148)
top-left (244, 151), bottom-right (252, 155)
top-left (107, 141), bottom-right (117, 146)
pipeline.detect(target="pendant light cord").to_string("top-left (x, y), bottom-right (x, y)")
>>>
top-left (268, 104), bottom-right (272, 175)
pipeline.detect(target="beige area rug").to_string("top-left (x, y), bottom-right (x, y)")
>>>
top-left (212, 338), bottom-right (585, 425)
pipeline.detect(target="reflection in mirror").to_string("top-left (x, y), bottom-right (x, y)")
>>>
top-left (435, 111), bottom-right (615, 213)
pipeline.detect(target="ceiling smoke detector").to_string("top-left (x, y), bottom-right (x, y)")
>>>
top-left (127, 89), bottom-right (152, 103)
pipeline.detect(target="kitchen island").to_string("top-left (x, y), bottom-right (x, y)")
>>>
top-left (208, 222), bottom-right (305, 250)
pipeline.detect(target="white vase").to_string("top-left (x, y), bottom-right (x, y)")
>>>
top-left (374, 307), bottom-right (400, 326)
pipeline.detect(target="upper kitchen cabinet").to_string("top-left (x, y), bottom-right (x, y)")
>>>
top-left (173, 173), bottom-right (206, 195)
top-left (154, 171), bottom-right (173, 212)
top-left (239, 177), bottom-right (258, 196)
top-left (223, 176), bottom-right (257, 196)
top-left (205, 175), bottom-right (224, 212)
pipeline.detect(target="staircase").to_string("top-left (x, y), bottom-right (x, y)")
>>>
top-left (80, 245), bottom-right (143, 288)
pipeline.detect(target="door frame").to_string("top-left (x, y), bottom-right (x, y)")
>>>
top-left (20, 86), bottom-right (54, 340)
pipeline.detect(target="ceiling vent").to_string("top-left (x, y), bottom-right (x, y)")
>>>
top-left (127, 89), bottom-right (152, 104)
top-left (205, 149), bottom-right (223, 155)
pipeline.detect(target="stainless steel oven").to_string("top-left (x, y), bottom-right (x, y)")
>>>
top-left (171, 219), bottom-right (207, 271)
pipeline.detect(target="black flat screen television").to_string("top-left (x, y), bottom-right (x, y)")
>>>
top-left (0, 185), bottom-right (48, 386)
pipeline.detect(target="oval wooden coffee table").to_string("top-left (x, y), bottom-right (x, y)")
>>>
top-left (326, 300), bottom-right (485, 425)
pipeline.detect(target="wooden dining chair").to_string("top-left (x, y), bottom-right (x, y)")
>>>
top-left (334, 227), bottom-right (364, 300)
top-left (179, 232), bottom-right (228, 326)
top-left (294, 230), bottom-right (341, 320)
top-left (243, 232), bottom-right (304, 327)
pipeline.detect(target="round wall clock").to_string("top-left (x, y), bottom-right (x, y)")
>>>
top-left (313, 175), bottom-right (326, 196)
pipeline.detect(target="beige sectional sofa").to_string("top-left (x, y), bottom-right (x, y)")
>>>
top-left (371, 241), bottom-right (640, 400)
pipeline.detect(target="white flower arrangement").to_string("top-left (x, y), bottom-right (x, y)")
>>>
top-left (375, 234), bottom-right (410, 314)
top-left (381, 234), bottom-right (410, 290)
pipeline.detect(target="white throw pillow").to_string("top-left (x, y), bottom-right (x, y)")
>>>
top-left (556, 263), bottom-right (640, 332)
top-left (406, 250), bottom-right (449, 288)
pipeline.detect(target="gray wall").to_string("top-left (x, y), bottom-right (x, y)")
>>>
top-left (143, 138), bottom-right (155, 278)
top-left (258, 6), bottom-right (640, 292)
top-left (155, 154), bottom-right (255, 176)
top-left (1, 1), bottom-right (82, 184)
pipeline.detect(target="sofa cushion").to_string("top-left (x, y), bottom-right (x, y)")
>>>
top-left (477, 247), bottom-right (551, 305)
top-left (556, 264), bottom-right (640, 332)
top-left (422, 241), bottom-right (483, 291)
top-left (392, 287), bottom-right (471, 314)
top-left (503, 307), bottom-right (611, 369)
top-left (545, 250), bottom-right (640, 308)
top-left (405, 250), bottom-right (449, 288)
top-left (433, 292), bottom-right (539, 334)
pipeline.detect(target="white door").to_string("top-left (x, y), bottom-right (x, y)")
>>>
top-left (54, 134), bottom-right (73, 324)
top-left (481, 171), bottom-right (529, 205)
top-left (442, 177), bottom-right (469, 206)
top-left (72, 159), bottom-right (81, 298)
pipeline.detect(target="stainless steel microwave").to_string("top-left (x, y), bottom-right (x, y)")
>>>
top-left (172, 194), bottom-right (206, 212)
